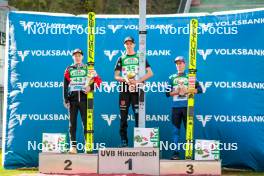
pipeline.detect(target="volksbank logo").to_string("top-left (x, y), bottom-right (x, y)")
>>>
top-left (202, 18), bottom-right (264, 27)
top-left (16, 82), bottom-right (29, 93)
top-left (16, 82), bottom-right (63, 90)
top-left (104, 49), bottom-right (171, 61)
top-left (20, 21), bottom-right (34, 31)
top-left (17, 50), bottom-right (73, 61)
top-left (199, 81), bottom-right (264, 91)
top-left (101, 114), bottom-right (117, 126)
top-left (197, 114), bottom-right (264, 127)
top-left (17, 50), bottom-right (30, 62)
top-left (198, 48), bottom-right (264, 61)
top-left (104, 50), bottom-right (119, 61)
top-left (107, 25), bottom-right (123, 33)
top-left (107, 24), bottom-right (172, 33)
top-left (15, 114), bottom-right (69, 126)
top-left (196, 115), bottom-right (212, 127)
top-left (197, 49), bottom-right (213, 61)
top-left (199, 81), bottom-right (213, 93)
top-left (101, 114), bottom-right (169, 126)
top-left (199, 23), bottom-right (213, 32)
top-left (15, 114), bottom-right (27, 126)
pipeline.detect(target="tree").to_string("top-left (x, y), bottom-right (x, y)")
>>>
top-left (8, 0), bottom-right (180, 14)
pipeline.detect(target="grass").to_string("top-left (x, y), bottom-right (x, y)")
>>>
top-left (0, 149), bottom-right (38, 176)
top-left (222, 170), bottom-right (264, 176)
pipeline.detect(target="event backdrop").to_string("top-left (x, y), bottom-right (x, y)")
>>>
top-left (3, 9), bottom-right (264, 170)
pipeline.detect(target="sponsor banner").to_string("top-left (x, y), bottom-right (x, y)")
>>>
top-left (4, 10), bottom-right (264, 171)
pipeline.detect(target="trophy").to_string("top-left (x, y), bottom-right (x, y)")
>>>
top-left (125, 72), bottom-right (137, 92)
top-left (177, 79), bottom-right (188, 97)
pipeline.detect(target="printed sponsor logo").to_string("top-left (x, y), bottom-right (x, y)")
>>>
top-left (107, 25), bottom-right (123, 33)
top-left (197, 49), bottom-right (213, 61)
top-left (17, 50), bottom-right (30, 62)
top-left (199, 81), bottom-right (264, 92)
top-left (196, 115), bottom-right (212, 127)
top-left (104, 50), bottom-right (119, 61)
top-left (15, 114), bottom-right (69, 126)
top-left (107, 24), bottom-right (173, 33)
top-left (16, 82), bottom-right (63, 94)
top-left (101, 114), bottom-right (170, 126)
top-left (104, 49), bottom-right (171, 61)
top-left (17, 50), bottom-right (73, 61)
top-left (16, 82), bottom-right (29, 93)
top-left (198, 48), bottom-right (264, 60)
top-left (197, 114), bottom-right (264, 127)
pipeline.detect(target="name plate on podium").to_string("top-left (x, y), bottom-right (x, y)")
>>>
top-left (99, 148), bottom-right (159, 175)
top-left (39, 153), bottom-right (97, 174)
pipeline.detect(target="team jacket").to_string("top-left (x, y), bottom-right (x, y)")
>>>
top-left (166, 72), bottom-right (202, 108)
top-left (63, 63), bottom-right (102, 103)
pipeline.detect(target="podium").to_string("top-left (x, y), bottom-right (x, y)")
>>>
top-left (39, 150), bottom-right (221, 175)
top-left (39, 153), bottom-right (97, 174)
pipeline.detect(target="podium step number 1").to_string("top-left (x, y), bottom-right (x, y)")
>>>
top-left (98, 148), bottom-right (159, 175)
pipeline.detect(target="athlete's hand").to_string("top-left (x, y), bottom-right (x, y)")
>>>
top-left (129, 79), bottom-right (139, 85)
top-left (170, 91), bottom-right (178, 96)
top-left (188, 88), bottom-right (197, 94)
top-left (117, 77), bottom-right (126, 83)
top-left (64, 102), bottom-right (70, 109)
top-left (84, 86), bottom-right (91, 94)
top-left (177, 86), bottom-right (187, 96)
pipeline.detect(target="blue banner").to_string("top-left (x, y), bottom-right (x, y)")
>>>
top-left (3, 9), bottom-right (264, 171)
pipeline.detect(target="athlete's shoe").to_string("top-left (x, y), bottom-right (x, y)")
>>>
top-left (69, 147), bottom-right (77, 154)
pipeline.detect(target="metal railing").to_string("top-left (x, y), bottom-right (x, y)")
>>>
top-left (178, 0), bottom-right (192, 13)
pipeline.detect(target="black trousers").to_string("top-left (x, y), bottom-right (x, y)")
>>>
top-left (69, 101), bottom-right (87, 147)
top-left (172, 107), bottom-right (187, 129)
top-left (119, 92), bottom-right (139, 143)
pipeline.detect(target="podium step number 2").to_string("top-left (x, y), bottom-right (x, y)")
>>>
top-left (39, 153), bottom-right (97, 174)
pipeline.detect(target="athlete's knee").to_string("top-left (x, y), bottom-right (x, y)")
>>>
top-left (172, 126), bottom-right (180, 135)
top-left (119, 103), bottom-right (128, 111)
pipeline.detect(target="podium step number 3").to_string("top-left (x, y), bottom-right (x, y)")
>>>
top-left (99, 148), bottom-right (160, 175)
top-left (160, 160), bottom-right (221, 175)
